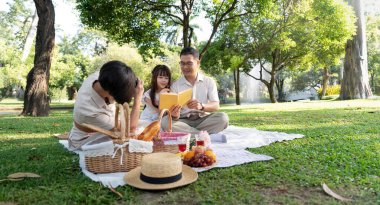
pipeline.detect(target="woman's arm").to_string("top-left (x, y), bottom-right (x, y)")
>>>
top-left (130, 79), bottom-right (144, 134)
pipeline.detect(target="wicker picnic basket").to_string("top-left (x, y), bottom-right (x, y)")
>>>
top-left (82, 103), bottom-right (182, 173)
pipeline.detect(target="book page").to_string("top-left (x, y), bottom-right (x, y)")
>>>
top-left (159, 93), bottom-right (178, 110)
top-left (178, 88), bottom-right (193, 106)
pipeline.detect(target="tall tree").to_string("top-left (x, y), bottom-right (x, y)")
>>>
top-left (365, 14), bottom-right (380, 94)
top-left (214, 0), bottom-right (355, 103)
top-left (22, 0), bottom-right (55, 116)
top-left (340, 0), bottom-right (372, 99)
top-left (311, 0), bottom-right (356, 98)
top-left (75, 0), bottom-right (269, 59)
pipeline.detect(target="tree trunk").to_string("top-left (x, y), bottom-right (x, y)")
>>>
top-left (22, 0), bottom-right (55, 116)
top-left (233, 69), bottom-right (241, 105)
top-left (268, 74), bottom-right (277, 103)
top-left (320, 67), bottom-right (330, 98)
top-left (181, 0), bottom-right (191, 48)
top-left (67, 86), bottom-right (78, 100)
top-left (21, 10), bottom-right (38, 62)
top-left (340, 0), bottom-right (372, 99)
top-left (275, 76), bottom-right (285, 102)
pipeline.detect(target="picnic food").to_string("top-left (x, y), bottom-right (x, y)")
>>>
top-left (183, 146), bottom-right (216, 167)
top-left (137, 120), bottom-right (160, 141)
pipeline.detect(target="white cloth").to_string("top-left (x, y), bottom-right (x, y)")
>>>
top-left (59, 126), bottom-right (304, 188)
top-left (128, 139), bottom-right (153, 153)
top-left (140, 89), bottom-right (160, 122)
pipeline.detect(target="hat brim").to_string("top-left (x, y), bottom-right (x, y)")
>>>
top-left (124, 165), bottom-right (198, 190)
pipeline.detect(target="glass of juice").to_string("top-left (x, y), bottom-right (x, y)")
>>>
top-left (177, 136), bottom-right (188, 152)
top-left (195, 134), bottom-right (204, 146)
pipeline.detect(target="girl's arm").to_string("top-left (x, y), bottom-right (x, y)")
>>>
top-left (144, 97), bottom-right (159, 113)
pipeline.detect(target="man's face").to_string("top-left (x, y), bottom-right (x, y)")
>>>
top-left (179, 54), bottom-right (200, 80)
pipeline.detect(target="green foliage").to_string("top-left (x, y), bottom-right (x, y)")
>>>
top-left (0, 0), bottom-right (34, 48)
top-left (1, 100), bottom-right (380, 204)
top-left (76, 0), bottom-right (170, 56)
top-left (366, 14), bottom-right (380, 94)
top-left (89, 43), bottom-right (182, 89)
top-left (0, 0), bottom-right (35, 96)
top-left (310, 0), bottom-right (356, 68)
top-left (205, 0), bottom-right (356, 103)
top-left (48, 87), bottom-right (67, 101)
top-left (317, 84), bottom-right (341, 96)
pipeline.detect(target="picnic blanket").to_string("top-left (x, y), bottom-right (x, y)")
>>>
top-left (59, 125), bottom-right (304, 188)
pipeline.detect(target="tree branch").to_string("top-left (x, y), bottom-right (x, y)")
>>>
top-left (199, 0), bottom-right (238, 59)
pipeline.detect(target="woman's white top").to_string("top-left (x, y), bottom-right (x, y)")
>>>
top-left (140, 89), bottom-right (160, 122)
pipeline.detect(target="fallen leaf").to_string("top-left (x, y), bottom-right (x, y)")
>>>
top-left (7, 172), bottom-right (41, 179)
top-left (0, 202), bottom-right (18, 205)
top-left (53, 133), bottom-right (69, 139)
top-left (108, 183), bottom-right (123, 198)
top-left (322, 183), bottom-right (352, 202)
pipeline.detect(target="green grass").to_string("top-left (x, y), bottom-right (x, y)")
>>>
top-left (0, 99), bottom-right (379, 204)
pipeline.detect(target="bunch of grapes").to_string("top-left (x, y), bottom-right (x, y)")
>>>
top-left (183, 153), bottom-right (215, 167)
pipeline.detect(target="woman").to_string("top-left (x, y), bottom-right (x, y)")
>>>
top-left (68, 60), bottom-right (144, 150)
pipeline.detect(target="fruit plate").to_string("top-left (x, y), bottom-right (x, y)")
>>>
top-left (190, 161), bottom-right (217, 172)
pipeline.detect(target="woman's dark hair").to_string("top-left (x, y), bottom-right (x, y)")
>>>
top-left (98, 60), bottom-right (138, 104)
top-left (149, 65), bottom-right (171, 108)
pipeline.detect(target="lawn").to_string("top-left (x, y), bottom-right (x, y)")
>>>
top-left (0, 99), bottom-right (379, 204)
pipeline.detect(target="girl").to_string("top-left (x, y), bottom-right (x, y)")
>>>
top-left (140, 65), bottom-right (172, 122)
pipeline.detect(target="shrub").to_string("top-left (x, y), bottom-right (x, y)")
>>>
top-left (318, 85), bottom-right (341, 96)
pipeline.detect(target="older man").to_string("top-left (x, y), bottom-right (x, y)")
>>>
top-left (162, 47), bottom-right (229, 134)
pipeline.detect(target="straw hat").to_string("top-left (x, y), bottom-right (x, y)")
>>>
top-left (124, 152), bottom-right (198, 190)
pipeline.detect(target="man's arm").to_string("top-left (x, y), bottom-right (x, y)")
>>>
top-left (187, 100), bottom-right (219, 112)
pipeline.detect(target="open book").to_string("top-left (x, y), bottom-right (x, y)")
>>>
top-left (159, 88), bottom-right (192, 110)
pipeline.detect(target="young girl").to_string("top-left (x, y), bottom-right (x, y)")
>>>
top-left (140, 65), bottom-right (172, 122)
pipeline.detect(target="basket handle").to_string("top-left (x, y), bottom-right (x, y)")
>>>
top-left (158, 109), bottom-right (172, 133)
top-left (114, 104), bottom-right (119, 129)
top-left (122, 103), bottom-right (130, 140)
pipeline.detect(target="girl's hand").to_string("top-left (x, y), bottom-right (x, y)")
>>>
top-left (159, 88), bottom-right (170, 94)
top-left (134, 78), bottom-right (144, 98)
top-left (170, 105), bottom-right (181, 119)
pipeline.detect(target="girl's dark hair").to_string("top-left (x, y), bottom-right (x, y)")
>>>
top-left (98, 60), bottom-right (138, 104)
top-left (149, 65), bottom-right (171, 108)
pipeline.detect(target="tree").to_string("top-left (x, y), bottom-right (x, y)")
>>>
top-left (366, 14), bottom-right (380, 94)
top-left (214, 0), bottom-right (355, 103)
top-left (310, 0), bottom-right (356, 98)
top-left (201, 21), bottom-right (251, 105)
top-left (340, 0), bottom-right (372, 99)
top-left (75, 0), bottom-right (269, 59)
top-left (22, 0), bottom-right (55, 116)
top-left (0, 0), bottom-right (35, 98)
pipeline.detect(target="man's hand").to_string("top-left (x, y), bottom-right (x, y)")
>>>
top-left (169, 105), bottom-right (182, 119)
top-left (187, 99), bottom-right (202, 110)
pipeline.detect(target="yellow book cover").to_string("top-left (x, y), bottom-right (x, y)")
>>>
top-left (159, 88), bottom-right (192, 110)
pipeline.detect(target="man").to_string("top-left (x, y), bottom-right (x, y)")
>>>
top-left (162, 47), bottom-right (229, 134)
top-left (68, 60), bottom-right (144, 150)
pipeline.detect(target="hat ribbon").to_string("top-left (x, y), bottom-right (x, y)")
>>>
top-left (112, 142), bottom-right (129, 165)
top-left (140, 173), bottom-right (182, 184)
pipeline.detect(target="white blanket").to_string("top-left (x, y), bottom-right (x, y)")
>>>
top-left (59, 125), bottom-right (304, 188)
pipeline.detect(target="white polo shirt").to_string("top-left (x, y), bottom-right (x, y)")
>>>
top-left (68, 72), bottom-right (116, 149)
top-left (171, 72), bottom-right (219, 117)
